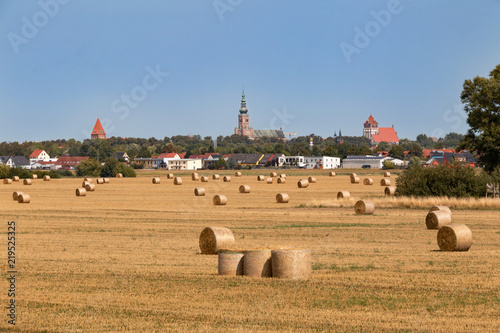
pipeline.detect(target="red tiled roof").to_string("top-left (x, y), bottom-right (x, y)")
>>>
top-left (29, 150), bottom-right (44, 158)
top-left (55, 156), bottom-right (89, 166)
top-left (177, 153), bottom-right (186, 159)
top-left (157, 153), bottom-right (179, 159)
top-left (92, 118), bottom-right (105, 135)
top-left (364, 115), bottom-right (378, 125)
top-left (371, 127), bottom-right (399, 143)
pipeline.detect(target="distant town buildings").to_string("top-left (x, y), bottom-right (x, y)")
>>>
top-left (363, 115), bottom-right (399, 146)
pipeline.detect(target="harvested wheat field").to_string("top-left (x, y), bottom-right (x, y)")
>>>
top-left (0, 169), bottom-right (499, 332)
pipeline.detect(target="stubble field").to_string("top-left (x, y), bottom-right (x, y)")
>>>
top-left (1, 169), bottom-right (499, 332)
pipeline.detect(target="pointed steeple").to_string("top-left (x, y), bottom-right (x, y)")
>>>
top-left (239, 88), bottom-right (248, 114)
top-left (91, 118), bottom-right (106, 139)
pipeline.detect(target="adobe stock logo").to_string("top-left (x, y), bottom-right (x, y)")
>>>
top-left (213, 0), bottom-right (244, 22)
top-left (7, 0), bottom-right (71, 54)
top-left (339, 0), bottom-right (411, 64)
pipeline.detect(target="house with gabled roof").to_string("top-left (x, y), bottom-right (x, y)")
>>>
top-left (29, 149), bottom-right (50, 160)
top-left (115, 152), bottom-right (130, 162)
top-left (0, 156), bottom-right (31, 169)
top-left (54, 156), bottom-right (89, 170)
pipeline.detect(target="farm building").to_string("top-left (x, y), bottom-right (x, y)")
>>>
top-left (303, 156), bottom-right (341, 169)
top-left (229, 154), bottom-right (282, 167)
top-left (342, 155), bottom-right (404, 169)
top-left (54, 156), bottom-right (90, 170)
top-left (278, 155), bottom-right (305, 167)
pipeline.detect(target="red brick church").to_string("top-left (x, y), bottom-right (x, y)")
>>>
top-left (363, 115), bottom-right (399, 146)
top-left (91, 118), bottom-right (106, 139)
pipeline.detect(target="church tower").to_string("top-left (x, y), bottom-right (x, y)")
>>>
top-left (91, 118), bottom-right (106, 139)
top-left (363, 115), bottom-right (379, 140)
top-left (234, 89), bottom-right (253, 138)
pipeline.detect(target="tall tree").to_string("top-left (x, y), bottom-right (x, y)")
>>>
top-left (459, 64), bottom-right (500, 172)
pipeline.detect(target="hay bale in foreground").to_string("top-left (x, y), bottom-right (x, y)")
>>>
top-left (201, 176), bottom-right (209, 182)
top-left (308, 177), bottom-right (317, 183)
top-left (384, 172), bottom-right (391, 177)
top-left (3, 178), bottom-right (12, 184)
top-left (218, 250), bottom-right (244, 276)
top-left (429, 206), bottom-right (452, 216)
top-left (425, 211), bottom-right (451, 230)
top-left (103, 178), bottom-right (110, 184)
top-left (271, 249), bottom-right (312, 280)
top-left (31, 174), bottom-right (38, 179)
top-left (152, 177), bottom-right (160, 184)
top-left (85, 183), bottom-right (96, 192)
top-left (244, 249), bottom-right (272, 277)
top-left (167, 173), bottom-right (174, 179)
top-left (116, 173), bottom-right (123, 178)
top-left (17, 193), bottom-right (30, 203)
top-left (384, 186), bottom-right (397, 196)
top-left (199, 226), bottom-right (235, 254)
top-left (266, 177), bottom-right (273, 184)
top-left (350, 173), bottom-right (357, 179)
top-left (297, 179), bottom-right (309, 188)
top-left (337, 191), bottom-right (350, 199)
top-left (212, 174), bottom-right (220, 180)
top-left (380, 179), bottom-right (391, 186)
top-left (350, 176), bottom-right (360, 184)
top-left (194, 187), bottom-right (205, 196)
top-left (354, 200), bottom-right (375, 215)
top-left (239, 185), bottom-right (250, 193)
top-left (12, 191), bottom-right (23, 201)
top-left (174, 177), bottom-right (183, 185)
top-left (223, 176), bottom-right (231, 182)
top-left (329, 172), bottom-right (336, 177)
top-left (235, 171), bottom-right (242, 177)
top-left (75, 188), bottom-right (86, 196)
top-left (257, 175), bottom-right (265, 181)
top-left (270, 172), bottom-right (278, 177)
top-left (23, 179), bottom-right (32, 185)
top-left (277, 177), bottom-right (286, 184)
top-left (82, 181), bottom-right (91, 187)
top-left (213, 194), bottom-right (227, 205)
top-left (12, 176), bottom-right (19, 182)
top-left (192, 173), bottom-right (199, 181)
top-left (437, 224), bottom-right (472, 252)
top-left (43, 175), bottom-right (50, 181)
top-left (84, 178), bottom-right (92, 182)
top-left (363, 178), bottom-right (373, 185)
top-left (96, 178), bottom-right (104, 184)
top-left (276, 193), bottom-right (289, 203)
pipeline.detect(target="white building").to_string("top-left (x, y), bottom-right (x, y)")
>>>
top-left (167, 159), bottom-right (202, 171)
top-left (304, 156), bottom-right (341, 169)
top-left (278, 156), bottom-right (305, 167)
top-left (342, 155), bottom-right (404, 169)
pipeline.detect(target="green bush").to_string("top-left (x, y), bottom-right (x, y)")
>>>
top-left (9, 168), bottom-right (32, 179)
top-left (396, 163), bottom-right (490, 198)
top-left (0, 165), bottom-right (10, 179)
top-left (101, 158), bottom-right (136, 177)
top-left (382, 161), bottom-right (396, 169)
top-left (76, 159), bottom-right (102, 177)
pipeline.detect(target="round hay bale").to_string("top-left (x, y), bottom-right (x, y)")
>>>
top-left (429, 206), bottom-right (452, 216)
top-left (297, 179), bottom-right (309, 188)
top-left (85, 183), bottom-right (96, 192)
top-left (337, 191), bottom-right (350, 199)
top-left (271, 249), bottom-right (312, 280)
top-left (223, 176), bottom-right (231, 182)
top-left (350, 176), bottom-right (360, 184)
top-left (116, 173), bottom-right (123, 178)
top-left (167, 173), bottom-right (174, 179)
top-left (243, 249), bottom-right (272, 277)
top-left (12, 176), bottom-right (19, 182)
top-left (239, 185), bottom-right (251, 193)
top-left (213, 194), bottom-right (227, 206)
top-left (363, 178), bottom-right (373, 185)
top-left (43, 175), bottom-right (50, 181)
top-left (277, 177), bottom-right (286, 184)
top-left (31, 174), bottom-right (38, 179)
top-left (276, 193), bottom-right (289, 203)
top-left (96, 178), bottom-right (104, 184)
top-left (82, 181), bottom-right (91, 187)
top-left (152, 177), bottom-right (160, 184)
top-left (218, 251), bottom-right (244, 276)
top-left (103, 178), bottom-right (110, 184)
top-left (17, 193), bottom-right (30, 203)
top-left (350, 173), bottom-right (357, 179)
top-left (329, 171), bottom-right (336, 177)
top-left (194, 187), bottom-right (205, 196)
top-left (354, 200), bottom-right (375, 215)
top-left (270, 172), bottom-right (278, 177)
top-left (201, 176), bottom-right (209, 182)
top-left (192, 173), bottom-right (199, 181)
top-left (199, 226), bottom-right (235, 254)
top-left (212, 174), bottom-right (220, 180)
top-left (257, 175), bottom-right (265, 181)
top-left (308, 176), bottom-right (317, 183)
top-left (437, 224), bottom-right (472, 252)
top-left (174, 177), bottom-right (183, 185)
top-left (384, 186), bottom-right (397, 196)
top-left (23, 179), bottom-right (32, 185)
top-left (3, 178), bottom-right (12, 184)
top-left (279, 174), bottom-right (286, 178)
top-left (266, 177), bottom-right (273, 184)
top-left (384, 172), bottom-right (391, 177)
top-left (380, 179), bottom-right (391, 186)
top-left (235, 171), bottom-right (242, 177)
top-left (425, 211), bottom-right (452, 230)
top-left (75, 188), bottom-right (87, 197)
top-left (12, 191), bottom-right (23, 201)
top-left (84, 178), bottom-right (92, 182)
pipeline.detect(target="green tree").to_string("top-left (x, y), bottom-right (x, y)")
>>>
top-left (389, 145), bottom-right (405, 160)
top-left (376, 141), bottom-right (390, 151)
top-left (76, 159), bottom-right (102, 176)
top-left (459, 64), bottom-right (500, 172)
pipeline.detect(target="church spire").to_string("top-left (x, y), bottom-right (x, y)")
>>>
top-left (239, 88), bottom-right (248, 114)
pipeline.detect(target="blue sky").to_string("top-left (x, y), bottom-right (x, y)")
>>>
top-left (1, 1), bottom-right (499, 142)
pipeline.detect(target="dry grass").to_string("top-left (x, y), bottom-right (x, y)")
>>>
top-left (0, 170), bottom-right (499, 332)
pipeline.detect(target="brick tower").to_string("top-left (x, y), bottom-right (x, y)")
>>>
top-left (234, 89), bottom-right (253, 138)
top-left (91, 118), bottom-right (106, 139)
